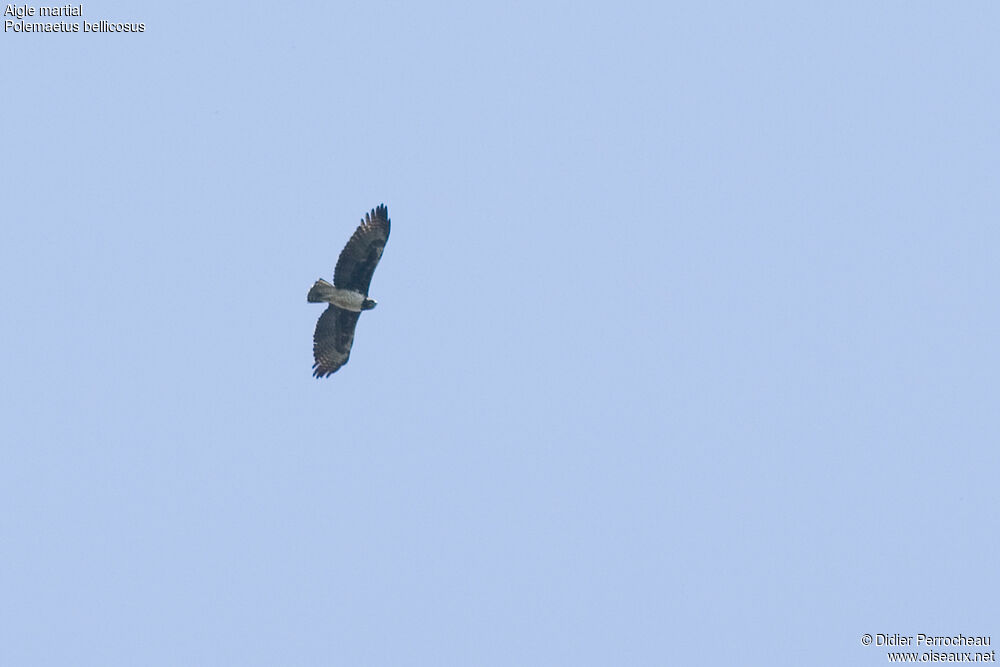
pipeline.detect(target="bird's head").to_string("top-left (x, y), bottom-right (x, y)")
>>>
top-left (362, 298), bottom-right (378, 310)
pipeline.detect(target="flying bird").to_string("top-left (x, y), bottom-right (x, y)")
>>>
top-left (307, 204), bottom-right (391, 377)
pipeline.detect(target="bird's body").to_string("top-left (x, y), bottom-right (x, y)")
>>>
top-left (307, 279), bottom-right (375, 312)
top-left (307, 204), bottom-right (390, 377)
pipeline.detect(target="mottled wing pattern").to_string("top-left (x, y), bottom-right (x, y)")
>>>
top-left (312, 305), bottom-right (362, 377)
top-left (334, 204), bottom-right (391, 295)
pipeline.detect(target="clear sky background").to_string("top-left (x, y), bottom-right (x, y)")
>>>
top-left (2, 2), bottom-right (998, 665)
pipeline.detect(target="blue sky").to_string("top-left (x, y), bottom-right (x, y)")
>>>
top-left (3, 2), bottom-right (998, 665)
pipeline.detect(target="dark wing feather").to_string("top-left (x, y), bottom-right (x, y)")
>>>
top-left (312, 305), bottom-right (361, 377)
top-left (334, 204), bottom-right (390, 295)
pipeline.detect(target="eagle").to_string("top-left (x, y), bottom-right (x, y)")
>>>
top-left (307, 204), bottom-right (391, 377)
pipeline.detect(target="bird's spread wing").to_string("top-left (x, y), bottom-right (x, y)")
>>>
top-left (312, 305), bottom-right (361, 377)
top-left (334, 204), bottom-right (390, 295)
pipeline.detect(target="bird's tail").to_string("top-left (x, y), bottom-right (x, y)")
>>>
top-left (307, 278), bottom-right (336, 303)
